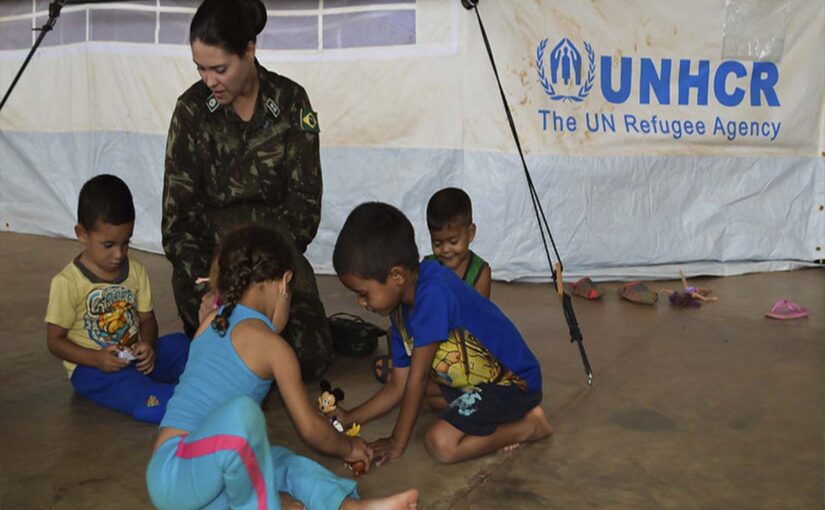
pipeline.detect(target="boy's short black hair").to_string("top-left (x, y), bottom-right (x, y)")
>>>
top-left (77, 174), bottom-right (135, 230)
top-left (426, 187), bottom-right (473, 231)
top-left (333, 202), bottom-right (419, 282)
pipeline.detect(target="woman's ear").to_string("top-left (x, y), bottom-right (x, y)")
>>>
top-left (245, 41), bottom-right (256, 62)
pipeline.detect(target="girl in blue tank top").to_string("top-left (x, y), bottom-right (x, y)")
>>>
top-left (146, 222), bottom-right (418, 510)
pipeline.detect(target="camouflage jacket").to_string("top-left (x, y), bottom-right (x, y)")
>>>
top-left (161, 62), bottom-right (321, 284)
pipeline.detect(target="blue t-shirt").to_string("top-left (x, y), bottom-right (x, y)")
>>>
top-left (161, 304), bottom-right (273, 432)
top-left (390, 260), bottom-right (541, 394)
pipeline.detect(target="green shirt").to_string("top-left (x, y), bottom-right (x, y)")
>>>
top-left (162, 62), bottom-right (321, 285)
top-left (424, 250), bottom-right (489, 287)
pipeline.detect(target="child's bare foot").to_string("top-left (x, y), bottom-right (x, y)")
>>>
top-left (340, 489), bottom-right (419, 510)
top-left (498, 442), bottom-right (522, 454)
top-left (498, 408), bottom-right (553, 453)
top-left (525, 406), bottom-right (555, 442)
top-left (279, 492), bottom-right (305, 509)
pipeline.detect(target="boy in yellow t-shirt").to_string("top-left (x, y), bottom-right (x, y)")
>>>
top-left (45, 175), bottom-right (189, 423)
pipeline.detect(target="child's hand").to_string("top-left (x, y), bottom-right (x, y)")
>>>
top-left (95, 345), bottom-right (129, 373)
top-left (131, 341), bottom-right (156, 375)
top-left (343, 436), bottom-right (373, 473)
top-left (323, 405), bottom-right (350, 425)
top-left (369, 436), bottom-right (405, 466)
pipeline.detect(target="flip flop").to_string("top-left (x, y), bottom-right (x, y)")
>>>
top-left (563, 277), bottom-right (604, 300)
top-left (618, 281), bottom-right (658, 305)
top-left (372, 354), bottom-right (392, 384)
top-left (765, 300), bottom-right (809, 320)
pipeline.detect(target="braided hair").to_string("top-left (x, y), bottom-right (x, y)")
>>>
top-left (211, 225), bottom-right (295, 336)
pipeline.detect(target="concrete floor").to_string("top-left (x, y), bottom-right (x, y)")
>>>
top-left (1, 231), bottom-right (823, 509)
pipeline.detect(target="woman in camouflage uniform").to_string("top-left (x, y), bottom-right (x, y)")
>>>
top-left (162, 0), bottom-right (332, 379)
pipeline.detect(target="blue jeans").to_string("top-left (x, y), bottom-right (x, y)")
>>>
top-left (71, 332), bottom-right (190, 423)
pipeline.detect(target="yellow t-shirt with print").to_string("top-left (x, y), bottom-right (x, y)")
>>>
top-left (45, 257), bottom-right (153, 378)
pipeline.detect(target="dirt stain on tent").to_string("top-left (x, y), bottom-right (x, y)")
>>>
top-left (550, 8), bottom-right (583, 35)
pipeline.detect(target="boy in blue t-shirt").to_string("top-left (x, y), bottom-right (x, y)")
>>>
top-left (331, 202), bottom-right (553, 464)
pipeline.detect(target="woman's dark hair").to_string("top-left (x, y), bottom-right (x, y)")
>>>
top-left (332, 202), bottom-right (420, 282)
top-left (190, 0), bottom-right (267, 56)
top-left (211, 225), bottom-right (295, 336)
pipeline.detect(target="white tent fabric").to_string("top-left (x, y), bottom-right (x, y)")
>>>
top-left (1, 0), bottom-right (823, 280)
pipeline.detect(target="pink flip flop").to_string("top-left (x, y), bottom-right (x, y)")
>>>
top-left (765, 300), bottom-right (809, 320)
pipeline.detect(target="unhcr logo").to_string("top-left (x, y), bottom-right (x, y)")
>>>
top-left (533, 34), bottom-right (783, 142)
top-left (536, 38), bottom-right (595, 102)
top-left (535, 37), bottom-right (780, 107)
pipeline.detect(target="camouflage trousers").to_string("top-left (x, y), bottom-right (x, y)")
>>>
top-left (171, 247), bottom-right (334, 380)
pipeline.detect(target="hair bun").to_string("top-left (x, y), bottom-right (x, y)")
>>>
top-left (246, 0), bottom-right (267, 36)
top-left (191, 0), bottom-right (266, 54)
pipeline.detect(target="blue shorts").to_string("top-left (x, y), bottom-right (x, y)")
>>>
top-left (71, 332), bottom-right (190, 423)
top-left (439, 383), bottom-right (542, 436)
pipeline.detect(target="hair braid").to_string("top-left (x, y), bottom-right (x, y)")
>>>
top-left (210, 225), bottom-right (295, 336)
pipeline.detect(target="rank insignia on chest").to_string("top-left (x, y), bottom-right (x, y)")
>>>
top-left (265, 98), bottom-right (280, 119)
top-left (206, 95), bottom-right (220, 113)
top-left (300, 107), bottom-right (320, 133)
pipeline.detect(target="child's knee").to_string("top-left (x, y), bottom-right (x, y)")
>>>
top-left (424, 427), bottom-right (458, 464)
top-left (224, 395), bottom-right (263, 423)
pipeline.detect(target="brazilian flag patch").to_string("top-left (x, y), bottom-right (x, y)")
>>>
top-left (300, 107), bottom-right (319, 133)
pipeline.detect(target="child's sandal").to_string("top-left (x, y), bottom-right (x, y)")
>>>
top-left (618, 281), bottom-right (658, 305)
top-left (372, 354), bottom-right (392, 384)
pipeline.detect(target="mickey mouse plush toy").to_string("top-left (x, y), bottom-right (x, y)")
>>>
top-left (318, 379), bottom-right (346, 432)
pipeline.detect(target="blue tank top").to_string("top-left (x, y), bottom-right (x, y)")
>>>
top-left (160, 304), bottom-right (274, 432)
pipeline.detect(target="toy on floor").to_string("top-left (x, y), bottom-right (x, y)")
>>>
top-left (318, 380), bottom-right (365, 477)
top-left (660, 270), bottom-right (718, 307)
top-left (665, 290), bottom-right (701, 308)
